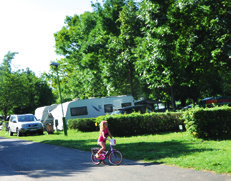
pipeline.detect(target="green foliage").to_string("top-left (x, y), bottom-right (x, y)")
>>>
top-left (52, 0), bottom-right (147, 99)
top-left (183, 106), bottom-right (231, 139)
top-left (53, 12), bottom-right (109, 99)
top-left (0, 52), bottom-right (55, 118)
top-left (106, 0), bottom-right (145, 98)
top-left (135, 0), bottom-right (230, 103)
top-left (13, 69), bottom-right (55, 114)
top-left (67, 112), bottom-right (184, 137)
top-left (68, 118), bottom-right (96, 132)
top-left (0, 52), bottom-right (29, 119)
top-left (50, 0), bottom-right (230, 106)
top-left (0, 51), bottom-right (18, 73)
top-left (86, 112), bottom-right (184, 137)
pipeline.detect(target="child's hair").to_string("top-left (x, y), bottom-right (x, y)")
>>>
top-left (100, 120), bottom-right (107, 131)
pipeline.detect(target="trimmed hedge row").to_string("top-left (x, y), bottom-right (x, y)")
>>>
top-left (68, 118), bottom-right (96, 132)
top-left (98, 112), bottom-right (184, 137)
top-left (68, 112), bottom-right (184, 137)
top-left (183, 106), bottom-right (231, 139)
top-left (67, 107), bottom-right (231, 139)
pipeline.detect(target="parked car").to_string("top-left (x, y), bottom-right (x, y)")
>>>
top-left (111, 105), bottom-right (152, 115)
top-left (8, 114), bottom-right (43, 137)
top-left (182, 105), bottom-right (193, 109)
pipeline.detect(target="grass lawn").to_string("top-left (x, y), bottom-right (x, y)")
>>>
top-left (0, 129), bottom-right (230, 175)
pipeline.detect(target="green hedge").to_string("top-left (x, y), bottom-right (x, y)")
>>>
top-left (183, 106), bottom-right (231, 139)
top-left (68, 118), bottom-right (96, 132)
top-left (68, 107), bottom-right (231, 139)
top-left (68, 112), bottom-right (184, 137)
top-left (101, 112), bottom-right (184, 137)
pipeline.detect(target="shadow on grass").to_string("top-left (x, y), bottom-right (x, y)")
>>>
top-left (40, 139), bottom-right (166, 166)
top-left (120, 141), bottom-right (215, 163)
top-left (201, 135), bottom-right (231, 141)
top-left (40, 137), bottom-right (216, 165)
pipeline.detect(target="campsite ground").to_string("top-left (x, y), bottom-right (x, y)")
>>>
top-left (0, 130), bottom-right (230, 175)
top-left (0, 136), bottom-right (230, 181)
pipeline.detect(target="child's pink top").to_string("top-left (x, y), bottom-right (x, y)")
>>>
top-left (98, 128), bottom-right (109, 143)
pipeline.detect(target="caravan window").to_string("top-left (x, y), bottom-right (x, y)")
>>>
top-left (71, 107), bottom-right (88, 116)
top-left (121, 102), bottom-right (132, 108)
top-left (104, 104), bottom-right (113, 113)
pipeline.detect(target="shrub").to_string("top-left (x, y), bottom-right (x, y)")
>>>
top-left (68, 112), bottom-right (185, 136)
top-left (68, 118), bottom-right (96, 132)
top-left (95, 112), bottom-right (184, 137)
top-left (183, 106), bottom-right (231, 139)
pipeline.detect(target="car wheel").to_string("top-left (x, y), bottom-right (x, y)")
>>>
top-left (9, 128), bottom-right (13, 136)
top-left (16, 128), bottom-right (21, 137)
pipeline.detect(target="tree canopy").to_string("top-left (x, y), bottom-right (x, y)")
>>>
top-left (50, 0), bottom-right (230, 108)
top-left (0, 51), bottom-right (55, 119)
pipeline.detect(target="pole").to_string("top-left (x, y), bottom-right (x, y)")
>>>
top-left (56, 69), bottom-right (68, 136)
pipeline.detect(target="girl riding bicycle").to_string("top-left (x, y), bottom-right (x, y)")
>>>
top-left (96, 120), bottom-right (112, 158)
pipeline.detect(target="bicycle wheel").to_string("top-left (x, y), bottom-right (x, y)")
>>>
top-left (109, 150), bottom-right (123, 165)
top-left (91, 152), bottom-right (101, 165)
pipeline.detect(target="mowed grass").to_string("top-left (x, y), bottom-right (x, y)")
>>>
top-left (0, 129), bottom-right (230, 175)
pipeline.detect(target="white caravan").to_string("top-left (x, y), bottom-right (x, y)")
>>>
top-left (35, 95), bottom-right (134, 130)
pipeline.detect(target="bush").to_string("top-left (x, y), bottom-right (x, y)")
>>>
top-left (68, 112), bottom-right (185, 136)
top-left (95, 112), bottom-right (184, 137)
top-left (183, 106), bottom-right (231, 139)
top-left (68, 118), bottom-right (96, 132)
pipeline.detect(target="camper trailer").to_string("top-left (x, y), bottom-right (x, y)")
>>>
top-left (35, 95), bottom-right (134, 130)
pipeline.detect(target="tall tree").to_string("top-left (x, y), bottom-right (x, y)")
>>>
top-left (135, 0), bottom-right (230, 108)
top-left (105, 0), bottom-right (145, 99)
top-left (0, 52), bottom-right (55, 118)
top-left (52, 0), bottom-right (230, 105)
top-left (53, 0), bottom-right (131, 99)
top-left (13, 68), bottom-right (55, 114)
top-left (0, 51), bottom-right (18, 73)
top-left (54, 12), bottom-right (108, 100)
top-left (0, 52), bottom-right (28, 119)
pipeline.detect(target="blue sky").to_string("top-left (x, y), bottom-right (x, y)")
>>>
top-left (0, 0), bottom-right (103, 75)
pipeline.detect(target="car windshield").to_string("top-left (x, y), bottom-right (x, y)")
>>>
top-left (18, 115), bottom-right (37, 122)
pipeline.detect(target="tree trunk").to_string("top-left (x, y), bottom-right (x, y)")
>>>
top-left (171, 85), bottom-right (176, 111)
top-left (3, 108), bottom-right (8, 121)
top-left (129, 67), bottom-right (134, 97)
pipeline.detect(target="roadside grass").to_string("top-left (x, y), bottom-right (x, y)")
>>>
top-left (0, 130), bottom-right (230, 175)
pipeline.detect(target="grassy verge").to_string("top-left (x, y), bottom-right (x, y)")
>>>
top-left (0, 129), bottom-right (230, 175)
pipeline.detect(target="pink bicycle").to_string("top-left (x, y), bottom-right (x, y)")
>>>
top-left (91, 139), bottom-right (123, 165)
